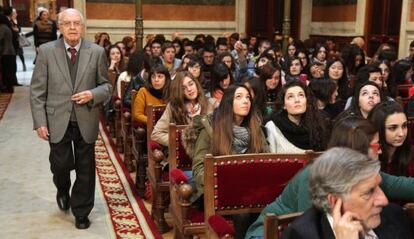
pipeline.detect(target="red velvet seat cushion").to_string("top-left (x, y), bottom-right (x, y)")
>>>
top-left (208, 215), bottom-right (234, 237)
top-left (170, 169), bottom-right (189, 184)
top-left (148, 140), bottom-right (162, 151)
top-left (187, 207), bottom-right (204, 223)
top-left (214, 159), bottom-right (306, 209)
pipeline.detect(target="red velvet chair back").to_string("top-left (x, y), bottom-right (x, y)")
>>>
top-left (145, 104), bottom-right (166, 140)
top-left (204, 152), bottom-right (319, 219)
top-left (168, 123), bottom-right (192, 170)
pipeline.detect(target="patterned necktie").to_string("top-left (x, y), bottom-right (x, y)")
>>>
top-left (69, 47), bottom-right (77, 64)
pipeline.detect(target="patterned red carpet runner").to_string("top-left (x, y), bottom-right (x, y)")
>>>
top-left (0, 93), bottom-right (12, 121)
top-left (96, 123), bottom-right (162, 239)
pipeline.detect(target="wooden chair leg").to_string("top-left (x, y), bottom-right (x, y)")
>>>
top-left (135, 127), bottom-right (147, 197)
top-left (114, 100), bottom-right (123, 153)
top-left (122, 112), bottom-right (134, 172)
top-left (151, 188), bottom-right (170, 233)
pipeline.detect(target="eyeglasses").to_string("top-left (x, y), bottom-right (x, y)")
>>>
top-left (369, 143), bottom-right (382, 154)
top-left (60, 21), bottom-right (82, 28)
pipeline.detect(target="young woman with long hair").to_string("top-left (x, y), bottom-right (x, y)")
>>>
top-left (246, 116), bottom-right (414, 238)
top-left (209, 62), bottom-right (234, 105)
top-left (324, 59), bottom-right (349, 101)
top-left (372, 60), bottom-right (396, 98)
top-left (190, 84), bottom-right (268, 201)
top-left (369, 101), bottom-right (414, 177)
top-left (258, 63), bottom-right (282, 102)
top-left (151, 71), bottom-right (214, 146)
top-left (107, 45), bottom-right (125, 87)
top-left (309, 79), bottom-right (339, 121)
top-left (266, 81), bottom-right (328, 153)
top-left (337, 81), bottom-right (385, 120)
top-left (284, 56), bottom-right (303, 84)
top-left (312, 44), bottom-right (328, 66)
top-left (132, 64), bottom-right (171, 124)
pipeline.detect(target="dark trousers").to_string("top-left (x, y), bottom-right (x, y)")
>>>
top-left (49, 121), bottom-right (96, 217)
top-left (0, 55), bottom-right (17, 87)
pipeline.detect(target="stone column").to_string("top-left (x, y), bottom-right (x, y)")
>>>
top-left (235, 0), bottom-right (246, 36)
top-left (282, 0), bottom-right (291, 54)
top-left (135, 0), bottom-right (143, 50)
top-left (300, 0), bottom-right (312, 40)
top-left (73, 0), bottom-right (87, 38)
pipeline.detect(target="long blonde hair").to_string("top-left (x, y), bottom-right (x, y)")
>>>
top-left (169, 71), bottom-right (208, 124)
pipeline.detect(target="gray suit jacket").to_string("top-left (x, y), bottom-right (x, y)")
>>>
top-left (30, 38), bottom-right (112, 144)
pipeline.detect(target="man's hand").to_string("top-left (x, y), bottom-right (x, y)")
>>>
top-left (71, 90), bottom-right (93, 105)
top-left (332, 198), bottom-right (363, 239)
top-left (36, 126), bottom-right (49, 140)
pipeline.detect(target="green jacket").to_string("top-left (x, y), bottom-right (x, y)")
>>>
top-left (188, 114), bottom-right (213, 202)
top-left (245, 165), bottom-right (414, 238)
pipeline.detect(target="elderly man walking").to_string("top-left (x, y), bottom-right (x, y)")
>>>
top-left (30, 8), bottom-right (112, 229)
top-left (282, 147), bottom-right (412, 239)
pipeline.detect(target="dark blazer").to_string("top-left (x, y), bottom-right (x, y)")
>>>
top-left (30, 38), bottom-right (112, 143)
top-left (281, 204), bottom-right (412, 239)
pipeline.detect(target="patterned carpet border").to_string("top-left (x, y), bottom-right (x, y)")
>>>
top-left (97, 121), bottom-right (162, 239)
top-left (0, 93), bottom-right (12, 121)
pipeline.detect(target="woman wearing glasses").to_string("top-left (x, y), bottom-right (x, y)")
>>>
top-left (369, 101), bottom-right (414, 177)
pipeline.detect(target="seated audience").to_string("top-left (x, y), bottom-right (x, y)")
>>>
top-left (311, 44), bottom-right (328, 67)
top-left (344, 64), bottom-right (387, 109)
top-left (189, 84), bottom-right (268, 203)
top-left (161, 42), bottom-right (182, 78)
top-left (132, 64), bottom-right (170, 124)
top-left (107, 45), bottom-right (125, 87)
top-left (324, 59), bottom-right (349, 101)
top-left (122, 51), bottom-right (150, 107)
top-left (284, 56), bottom-right (303, 84)
top-left (281, 147), bottom-right (411, 239)
top-left (266, 81), bottom-right (327, 153)
top-left (369, 101), bottom-right (414, 177)
top-left (258, 63), bottom-right (282, 102)
top-left (151, 72), bottom-right (214, 146)
top-left (116, 50), bottom-right (144, 99)
top-left (188, 84), bottom-right (268, 238)
top-left (309, 79), bottom-right (339, 121)
top-left (295, 49), bottom-right (310, 76)
top-left (208, 62), bottom-right (233, 106)
top-left (338, 81), bottom-right (384, 120)
top-left (246, 117), bottom-right (414, 238)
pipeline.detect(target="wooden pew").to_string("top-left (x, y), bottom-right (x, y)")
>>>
top-left (113, 80), bottom-right (136, 171)
top-left (263, 212), bottom-right (303, 239)
top-left (133, 104), bottom-right (166, 199)
top-left (170, 152), bottom-right (320, 238)
top-left (147, 123), bottom-right (194, 233)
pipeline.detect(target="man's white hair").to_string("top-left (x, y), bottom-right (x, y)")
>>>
top-left (57, 8), bottom-right (84, 25)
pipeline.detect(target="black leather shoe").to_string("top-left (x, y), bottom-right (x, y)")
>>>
top-left (75, 216), bottom-right (90, 229)
top-left (56, 191), bottom-right (70, 211)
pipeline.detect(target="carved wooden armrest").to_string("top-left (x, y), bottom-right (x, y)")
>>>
top-left (171, 172), bottom-right (192, 206)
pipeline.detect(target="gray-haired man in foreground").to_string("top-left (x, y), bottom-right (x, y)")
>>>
top-left (282, 147), bottom-right (412, 239)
